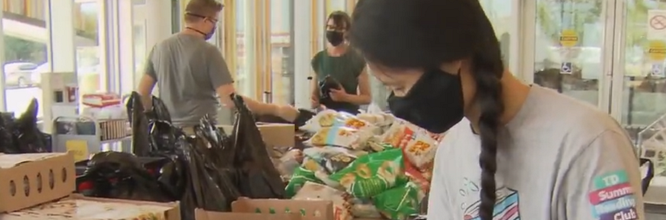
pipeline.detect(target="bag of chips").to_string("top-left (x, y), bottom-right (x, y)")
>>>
top-left (329, 148), bottom-right (405, 198)
top-left (351, 197), bottom-right (381, 218)
top-left (285, 167), bottom-right (323, 198)
top-left (305, 126), bottom-right (374, 150)
top-left (374, 182), bottom-right (423, 220)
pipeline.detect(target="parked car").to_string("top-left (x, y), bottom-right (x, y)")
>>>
top-left (4, 62), bottom-right (38, 87)
top-left (30, 63), bottom-right (99, 86)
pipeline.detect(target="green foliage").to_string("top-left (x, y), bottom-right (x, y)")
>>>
top-left (3, 36), bottom-right (45, 62)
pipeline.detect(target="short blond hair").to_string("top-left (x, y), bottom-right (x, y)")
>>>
top-left (184, 0), bottom-right (223, 23)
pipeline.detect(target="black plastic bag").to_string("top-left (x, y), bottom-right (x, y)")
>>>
top-left (0, 113), bottom-right (18, 153)
top-left (177, 134), bottom-right (235, 220)
top-left (14, 99), bottom-right (48, 153)
top-left (149, 96), bottom-right (172, 123)
top-left (127, 92), bottom-right (151, 156)
top-left (148, 120), bottom-right (179, 155)
top-left (230, 94), bottom-right (286, 199)
top-left (318, 76), bottom-right (342, 101)
top-left (79, 152), bottom-right (171, 202)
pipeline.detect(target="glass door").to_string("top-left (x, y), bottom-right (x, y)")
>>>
top-left (611, 0), bottom-right (666, 204)
top-left (531, 0), bottom-right (609, 108)
top-left (526, 0), bottom-right (666, 204)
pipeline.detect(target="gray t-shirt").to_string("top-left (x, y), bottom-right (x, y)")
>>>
top-left (145, 33), bottom-right (233, 127)
top-left (427, 85), bottom-right (644, 220)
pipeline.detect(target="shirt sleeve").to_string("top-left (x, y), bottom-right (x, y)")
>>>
top-left (144, 46), bottom-right (157, 80)
top-left (427, 137), bottom-right (456, 219)
top-left (205, 46), bottom-right (234, 89)
top-left (559, 129), bottom-right (645, 220)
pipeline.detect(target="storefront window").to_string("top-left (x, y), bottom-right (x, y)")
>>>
top-left (1, 0), bottom-right (47, 117)
top-left (270, 0), bottom-right (293, 104)
top-left (74, 1), bottom-right (102, 96)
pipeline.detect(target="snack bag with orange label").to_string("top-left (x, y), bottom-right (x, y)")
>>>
top-left (299, 109), bottom-right (340, 133)
top-left (305, 126), bottom-right (374, 150)
top-left (402, 131), bottom-right (439, 170)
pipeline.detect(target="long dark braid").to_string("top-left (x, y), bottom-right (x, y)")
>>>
top-left (346, 1), bottom-right (505, 218)
top-left (471, 2), bottom-right (505, 219)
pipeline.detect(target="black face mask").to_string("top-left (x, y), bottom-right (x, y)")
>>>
top-left (387, 69), bottom-right (465, 133)
top-left (326, 31), bottom-right (344, 46)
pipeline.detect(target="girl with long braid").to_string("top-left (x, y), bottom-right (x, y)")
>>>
top-left (349, 0), bottom-right (644, 219)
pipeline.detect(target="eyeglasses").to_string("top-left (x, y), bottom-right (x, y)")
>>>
top-left (185, 12), bottom-right (219, 23)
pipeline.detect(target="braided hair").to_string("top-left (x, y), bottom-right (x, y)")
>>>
top-left (349, 0), bottom-right (504, 219)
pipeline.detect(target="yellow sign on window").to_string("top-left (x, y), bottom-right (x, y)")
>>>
top-left (648, 40), bottom-right (666, 61)
top-left (65, 140), bottom-right (89, 162)
top-left (559, 29), bottom-right (579, 48)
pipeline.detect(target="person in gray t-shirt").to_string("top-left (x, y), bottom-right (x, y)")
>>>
top-left (349, 0), bottom-right (644, 220)
top-left (136, 0), bottom-right (297, 129)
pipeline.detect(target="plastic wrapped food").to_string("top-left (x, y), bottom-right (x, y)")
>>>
top-left (275, 148), bottom-right (304, 180)
top-left (302, 156), bottom-right (342, 189)
top-left (351, 198), bottom-right (381, 218)
top-left (285, 167), bottom-right (323, 198)
top-left (381, 121), bottom-right (442, 170)
top-left (373, 182), bottom-right (422, 220)
top-left (293, 182), bottom-right (353, 220)
top-left (300, 110), bottom-right (377, 133)
top-left (329, 148), bottom-right (405, 198)
top-left (305, 126), bottom-right (373, 150)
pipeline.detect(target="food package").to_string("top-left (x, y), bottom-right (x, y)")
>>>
top-left (1, 198), bottom-right (175, 220)
top-left (305, 126), bottom-right (374, 150)
top-left (357, 113), bottom-right (395, 133)
top-left (285, 166), bottom-right (323, 198)
top-left (303, 146), bottom-right (366, 174)
top-left (373, 182), bottom-right (423, 220)
top-left (329, 148), bottom-right (406, 198)
top-left (351, 198), bottom-right (381, 218)
top-left (302, 156), bottom-right (342, 189)
top-left (381, 121), bottom-right (442, 170)
top-left (293, 182), bottom-right (353, 220)
top-left (274, 148), bottom-right (304, 180)
top-left (300, 110), bottom-right (378, 133)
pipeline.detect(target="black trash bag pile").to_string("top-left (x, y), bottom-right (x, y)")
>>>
top-left (0, 98), bottom-right (50, 153)
top-left (80, 92), bottom-right (285, 220)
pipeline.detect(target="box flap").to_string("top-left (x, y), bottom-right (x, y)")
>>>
top-left (1, 194), bottom-right (180, 220)
top-left (195, 208), bottom-right (301, 220)
top-left (232, 198), bottom-right (333, 220)
top-left (0, 153), bottom-right (68, 169)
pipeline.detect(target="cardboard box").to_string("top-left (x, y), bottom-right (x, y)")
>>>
top-left (0, 194), bottom-right (180, 220)
top-left (0, 152), bottom-right (76, 212)
top-left (219, 123), bottom-right (295, 147)
top-left (196, 197), bottom-right (333, 220)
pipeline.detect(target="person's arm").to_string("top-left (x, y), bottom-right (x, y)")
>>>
top-left (558, 129), bottom-right (644, 220)
top-left (344, 68), bottom-right (372, 105)
top-left (137, 47), bottom-right (156, 111)
top-left (310, 54), bottom-right (321, 109)
top-left (206, 47), bottom-right (298, 121)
